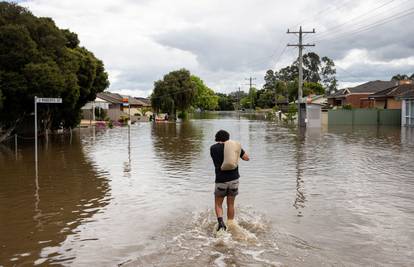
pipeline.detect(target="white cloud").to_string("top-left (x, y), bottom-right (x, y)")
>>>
top-left (18, 0), bottom-right (414, 95)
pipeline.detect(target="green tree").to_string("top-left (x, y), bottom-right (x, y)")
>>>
top-left (303, 82), bottom-right (325, 95)
top-left (240, 96), bottom-right (250, 109)
top-left (151, 68), bottom-right (196, 119)
top-left (256, 89), bottom-right (275, 108)
top-left (216, 93), bottom-right (233, 110)
top-left (321, 56), bottom-right (337, 95)
top-left (391, 74), bottom-right (411, 81)
top-left (302, 52), bottom-right (321, 82)
top-left (0, 2), bottom-right (109, 141)
top-left (191, 75), bottom-right (218, 111)
top-left (265, 52), bottom-right (336, 100)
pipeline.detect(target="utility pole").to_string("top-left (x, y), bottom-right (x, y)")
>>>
top-left (245, 77), bottom-right (256, 111)
top-left (287, 26), bottom-right (315, 127)
top-left (237, 86), bottom-right (241, 118)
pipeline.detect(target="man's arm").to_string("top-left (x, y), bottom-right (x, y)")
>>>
top-left (240, 149), bottom-right (249, 161)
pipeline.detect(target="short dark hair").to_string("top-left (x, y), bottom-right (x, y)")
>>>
top-left (215, 130), bottom-right (230, 142)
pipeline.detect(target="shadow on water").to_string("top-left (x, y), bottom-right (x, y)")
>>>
top-left (0, 134), bottom-right (110, 266)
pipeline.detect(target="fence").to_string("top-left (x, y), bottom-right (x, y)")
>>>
top-left (328, 109), bottom-right (401, 126)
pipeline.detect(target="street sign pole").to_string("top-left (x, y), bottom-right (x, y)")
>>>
top-left (34, 96), bottom-right (38, 164)
top-left (34, 97), bottom-right (62, 164)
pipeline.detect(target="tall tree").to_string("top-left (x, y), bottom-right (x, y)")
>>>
top-left (302, 52), bottom-right (321, 82)
top-left (191, 75), bottom-right (218, 111)
top-left (150, 69), bottom-right (196, 118)
top-left (0, 2), bottom-right (109, 141)
top-left (265, 52), bottom-right (336, 99)
top-left (391, 74), bottom-right (411, 81)
top-left (321, 56), bottom-right (337, 95)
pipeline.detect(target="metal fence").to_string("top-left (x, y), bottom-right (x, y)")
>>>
top-left (328, 109), bottom-right (401, 126)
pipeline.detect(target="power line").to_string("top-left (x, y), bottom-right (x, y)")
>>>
top-left (308, 0), bottom-right (398, 42)
top-left (312, 4), bottom-right (414, 43)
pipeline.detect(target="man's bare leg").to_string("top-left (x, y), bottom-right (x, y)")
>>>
top-left (227, 196), bottom-right (236, 220)
top-left (215, 196), bottom-right (226, 231)
top-left (215, 196), bottom-right (225, 218)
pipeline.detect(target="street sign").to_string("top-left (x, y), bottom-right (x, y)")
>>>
top-left (122, 97), bottom-right (129, 107)
top-left (36, 97), bottom-right (62, 103)
top-left (34, 96), bottom-right (62, 164)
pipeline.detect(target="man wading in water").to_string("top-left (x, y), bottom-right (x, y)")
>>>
top-left (210, 130), bottom-right (249, 231)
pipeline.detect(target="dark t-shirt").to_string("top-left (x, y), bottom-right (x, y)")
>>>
top-left (210, 143), bottom-right (245, 183)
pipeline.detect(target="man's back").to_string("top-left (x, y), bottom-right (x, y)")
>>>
top-left (210, 143), bottom-right (244, 183)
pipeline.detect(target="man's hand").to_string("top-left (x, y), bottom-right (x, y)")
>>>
top-left (242, 153), bottom-right (249, 161)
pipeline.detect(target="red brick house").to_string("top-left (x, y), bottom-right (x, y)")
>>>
top-left (328, 81), bottom-right (397, 108)
top-left (367, 80), bottom-right (414, 109)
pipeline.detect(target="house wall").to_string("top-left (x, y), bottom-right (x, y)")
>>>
top-left (344, 94), bottom-right (370, 108)
top-left (107, 104), bottom-right (124, 121)
top-left (122, 106), bottom-right (143, 116)
top-left (375, 100), bottom-right (386, 109)
top-left (387, 99), bottom-right (401, 109)
top-left (328, 98), bottom-right (343, 107)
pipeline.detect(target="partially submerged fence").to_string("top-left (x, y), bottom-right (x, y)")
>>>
top-left (328, 109), bottom-right (401, 126)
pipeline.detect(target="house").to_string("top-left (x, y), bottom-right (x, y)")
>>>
top-left (96, 92), bottom-right (150, 122)
top-left (399, 88), bottom-right (414, 127)
top-left (328, 80), bottom-right (397, 108)
top-left (81, 96), bottom-right (110, 121)
top-left (134, 97), bottom-right (151, 107)
top-left (367, 80), bottom-right (414, 109)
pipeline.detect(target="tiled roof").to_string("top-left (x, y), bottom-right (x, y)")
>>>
top-left (397, 85), bottom-right (414, 99)
top-left (97, 92), bottom-right (146, 106)
top-left (348, 80), bottom-right (397, 93)
top-left (369, 84), bottom-right (414, 99)
top-left (134, 97), bottom-right (151, 106)
top-left (327, 88), bottom-right (348, 98)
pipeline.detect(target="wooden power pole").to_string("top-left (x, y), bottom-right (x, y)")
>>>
top-left (287, 26), bottom-right (315, 127)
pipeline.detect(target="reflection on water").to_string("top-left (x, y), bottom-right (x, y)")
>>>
top-left (293, 128), bottom-right (306, 216)
top-left (1, 115), bottom-right (414, 266)
top-left (0, 135), bottom-right (110, 266)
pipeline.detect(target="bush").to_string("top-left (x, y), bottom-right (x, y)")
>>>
top-left (178, 111), bottom-right (188, 120)
top-left (283, 103), bottom-right (297, 123)
top-left (342, 104), bottom-right (353, 110)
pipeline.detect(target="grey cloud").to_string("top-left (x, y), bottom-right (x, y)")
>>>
top-left (153, 27), bottom-right (284, 72)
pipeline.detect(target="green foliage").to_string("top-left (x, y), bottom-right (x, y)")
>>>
top-left (191, 75), bottom-right (218, 111)
top-left (391, 73), bottom-right (413, 81)
top-left (178, 111), bottom-right (188, 119)
top-left (321, 56), bottom-right (337, 94)
top-left (151, 69), bottom-right (196, 118)
top-left (283, 103), bottom-right (297, 123)
top-left (0, 2), bottom-right (109, 135)
top-left (265, 52), bottom-right (337, 101)
top-left (256, 89), bottom-right (275, 108)
top-left (240, 96), bottom-right (250, 109)
top-left (303, 82), bottom-right (325, 95)
top-left (342, 104), bottom-right (353, 110)
top-left (216, 92), bottom-right (234, 110)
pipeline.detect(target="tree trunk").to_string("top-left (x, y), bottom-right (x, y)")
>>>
top-left (0, 126), bottom-right (16, 143)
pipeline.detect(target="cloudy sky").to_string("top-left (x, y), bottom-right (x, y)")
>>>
top-left (14, 0), bottom-right (414, 97)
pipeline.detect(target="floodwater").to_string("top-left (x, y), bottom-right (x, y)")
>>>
top-left (1, 112), bottom-right (414, 266)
